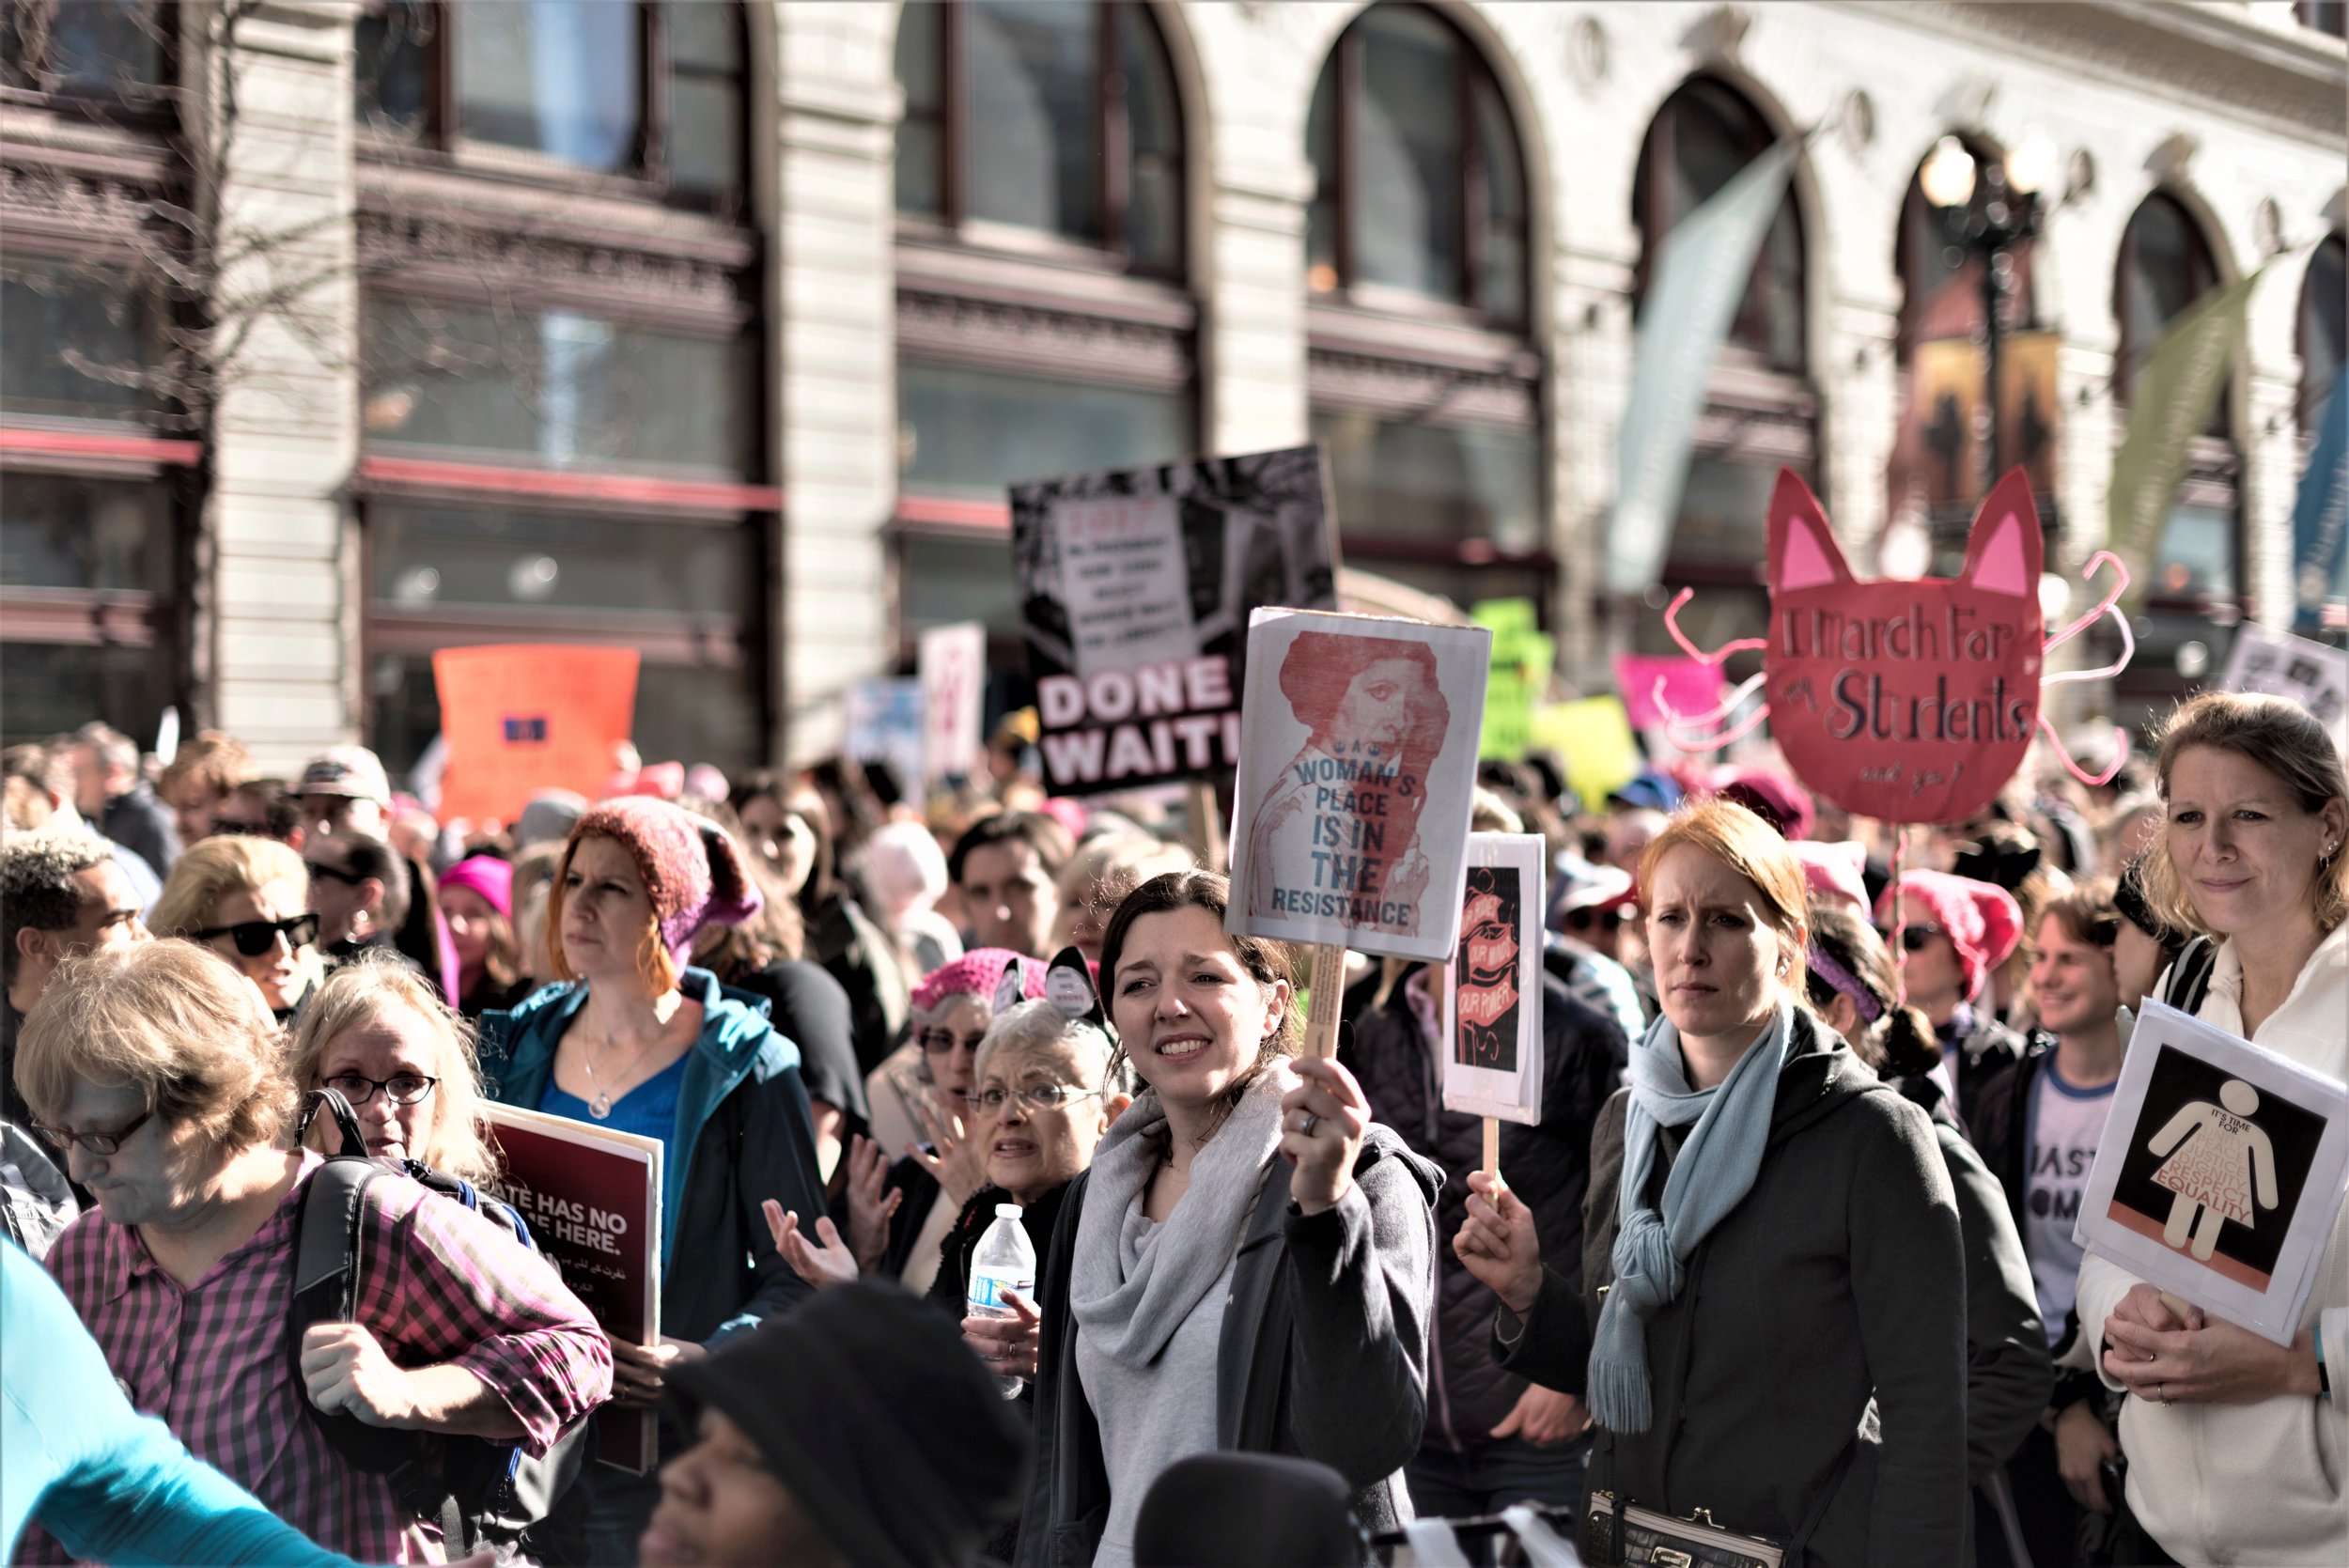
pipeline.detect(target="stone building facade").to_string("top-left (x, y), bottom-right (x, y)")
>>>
top-left (3, 0), bottom-right (2342, 776)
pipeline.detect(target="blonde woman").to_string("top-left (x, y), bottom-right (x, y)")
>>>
top-left (150, 834), bottom-right (322, 1021)
top-left (1047, 833), bottom-right (1195, 964)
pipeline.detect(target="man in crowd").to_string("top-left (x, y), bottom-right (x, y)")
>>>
top-left (155, 730), bottom-right (254, 847)
top-left (68, 723), bottom-right (180, 877)
top-left (1968, 883), bottom-right (2128, 1568)
top-left (299, 747), bottom-right (453, 991)
top-left (5, 744), bottom-right (163, 908)
top-left (2, 831), bottom-right (150, 1127)
top-left (16, 940), bottom-right (613, 1564)
top-left (295, 745), bottom-right (395, 837)
top-left (948, 811), bottom-right (1072, 957)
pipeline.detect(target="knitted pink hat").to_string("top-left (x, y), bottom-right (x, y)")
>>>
top-left (1875, 870), bottom-right (2022, 1001)
top-left (911, 948), bottom-right (1050, 1016)
top-left (437, 855), bottom-right (516, 920)
top-left (570, 797), bottom-right (762, 960)
top-left (1792, 841), bottom-right (1868, 915)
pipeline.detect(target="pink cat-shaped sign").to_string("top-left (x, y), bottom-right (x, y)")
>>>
top-left (1651, 467), bottom-right (2131, 826)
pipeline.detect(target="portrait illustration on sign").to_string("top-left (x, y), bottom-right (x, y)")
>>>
top-left (1455, 866), bottom-right (1523, 1072)
top-left (1244, 631), bottom-right (1450, 935)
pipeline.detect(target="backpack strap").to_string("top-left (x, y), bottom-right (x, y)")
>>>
top-left (2164, 936), bottom-right (2217, 1016)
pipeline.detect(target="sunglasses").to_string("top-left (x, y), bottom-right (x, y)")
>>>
top-left (918, 1029), bottom-right (988, 1056)
top-left (33, 1107), bottom-right (154, 1156)
top-left (1566, 907), bottom-right (1629, 934)
top-left (305, 862), bottom-right (366, 886)
top-left (191, 911), bottom-right (320, 956)
top-left (1881, 924), bottom-right (1943, 954)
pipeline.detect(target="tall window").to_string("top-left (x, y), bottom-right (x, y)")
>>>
top-left (1305, 5), bottom-right (1528, 323)
top-left (356, 0), bottom-right (746, 206)
top-left (1628, 76), bottom-right (1812, 670)
top-left (1303, 6), bottom-right (1543, 613)
top-left (894, 0), bottom-right (1183, 276)
top-left (891, 1), bottom-right (1197, 683)
top-left (2111, 192), bottom-right (2243, 725)
top-left (0, 0), bottom-right (165, 102)
top-left (2298, 234), bottom-right (2345, 436)
top-left (357, 0), bottom-right (770, 772)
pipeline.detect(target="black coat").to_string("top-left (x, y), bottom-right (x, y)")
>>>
top-left (1496, 1011), bottom-right (1968, 1567)
top-left (1341, 966), bottom-right (1624, 1448)
top-left (1016, 1124), bottom-right (1441, 1566)
top-left (924, 1182), bottom-right (1072, 1316)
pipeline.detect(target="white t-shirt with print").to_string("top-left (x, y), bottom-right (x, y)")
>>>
top-left (2025, 1059), bottom-right (2117, 1343)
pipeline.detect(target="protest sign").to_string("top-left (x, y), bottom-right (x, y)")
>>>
top-left (1532, 697), bottom-right (1642, 810)
top-left (433, 646), bottom-right (640, 825)
top-left (1226, 608), bottom-right (1489, 965)
top-left (1471, 599), bottom-right (1550, 761)
top-left (1762, 467), bottom-right (2044, 825)
top-left (2220, 621), bottom-right (2348, 753)
top-left (918, 622), bottom-right (987, 784)
top-left (1442, 833), bottom-right (1546, 1126)
top-left (845, 677), bottom-right (926, 795)
top-left (1009, 444), bottom-right (1337, 794)
top-left (2075, 1000), bottom-right (2349, 1346)
top-left (480, 1105), bottom-right (663, 1471)
top-left (1611, 653), bottom-right (1723, 733)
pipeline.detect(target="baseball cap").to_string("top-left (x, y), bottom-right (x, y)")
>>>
top-left (297, 745), bottom-right (392, 805)
top-left (1605, 769), bottom-right (1683, 815)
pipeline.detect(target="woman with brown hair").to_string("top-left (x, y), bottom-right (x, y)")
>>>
top-left (1018, 869), bottom-right (1439, 1567)
top-left (1455, 798), bottom-right (1967, 1565)
top-left (148, 834), bottom-right (321, 1022)
top-left (2077, 691), bottom-right (2347, 1565)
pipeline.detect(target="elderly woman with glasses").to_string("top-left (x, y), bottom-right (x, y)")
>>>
top-left (148, 835), bottom-right (322, 1022)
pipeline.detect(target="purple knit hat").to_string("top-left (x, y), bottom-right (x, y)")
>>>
top-left (570, 797), bottom-right (763, 960)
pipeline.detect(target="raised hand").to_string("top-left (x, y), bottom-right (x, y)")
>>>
top-left (1453, 1169), bottom-right (1543, 1318)
top-left (1279, 1056), bottom-right (1371, 1216)
top-left (909, 1095), bottom-right (988, 1209)
top-left (764, 1198), bottom-right (858, 1291)
top-left (842, 1133), bottom-right (904, 1272)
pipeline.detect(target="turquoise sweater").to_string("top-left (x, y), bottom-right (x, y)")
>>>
top-left (1, 1241), bottom-right (358, 1566)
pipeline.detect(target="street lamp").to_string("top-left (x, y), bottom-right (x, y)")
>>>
top-left (1921, 132), bottom-right (2056, 479)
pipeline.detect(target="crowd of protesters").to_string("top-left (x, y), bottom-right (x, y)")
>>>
top-left (0, 683), bottom-right (2341, 1568)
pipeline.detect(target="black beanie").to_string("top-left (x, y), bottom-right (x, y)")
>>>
top-left (667, 1280), bottom-right (1030, 1568)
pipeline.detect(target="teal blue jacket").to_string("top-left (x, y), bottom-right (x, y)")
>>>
top-left (480, 967), bottom-right (825, 1343)
top-left (3, 1241), bottom-right (359, 1565)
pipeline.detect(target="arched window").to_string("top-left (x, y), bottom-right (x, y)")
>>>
top-left (2298, 233), bottom-right (2345, 435)
top-left (1303, 6), bottom-right (1544, 614)
top-left (1633, 77), bottom-right (1805, 372)
top-left (894, 0), bottom-right (1184, 277)
top-left (1304, 5), bottom-right (1528, 322)
top-left (1626, 76), bottom-right (1812, 675)
top-left (2111, 192), bottom-right (2242, 723)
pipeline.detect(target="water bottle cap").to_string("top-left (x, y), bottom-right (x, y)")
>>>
top-left (995, 1203), bottom-right (1023, 1220)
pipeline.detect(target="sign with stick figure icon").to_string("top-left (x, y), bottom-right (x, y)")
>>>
top-left (2076, 1000), bottom-right (2349, 1346)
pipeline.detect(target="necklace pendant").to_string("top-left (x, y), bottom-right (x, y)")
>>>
top-left (589, 1093), bottom-right (613, 1120)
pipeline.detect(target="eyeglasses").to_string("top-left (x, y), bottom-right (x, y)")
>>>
top-left (1566, 907), bottom-right (1629, 935)
top-left (320, 1072), bottom-right (439, 1108)
top-left (918, 1030), bottom-right (987, 1056)
top-left (190, 911), bottom-right (319, 956)
top-left (33, 1108), bottom-right (155, 1156)
top-left (972, 1083), bottom-right (1102, 1114)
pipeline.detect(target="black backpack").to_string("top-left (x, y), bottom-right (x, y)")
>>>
top-left (288, 1089), bottom-right (589, 1555)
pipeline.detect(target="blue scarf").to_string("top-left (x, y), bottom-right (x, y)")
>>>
top-left (1587, 1002), bottom-right (1794, 1433)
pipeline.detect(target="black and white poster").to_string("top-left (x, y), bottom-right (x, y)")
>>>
top-left (1009, 444), bottom-right (1338, 795)
top-left (2075, 999), bottom-right (2349, 1346)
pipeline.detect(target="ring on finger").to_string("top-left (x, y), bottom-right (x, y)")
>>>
top-left (1299, 1111), bottom-right (1319, 1136)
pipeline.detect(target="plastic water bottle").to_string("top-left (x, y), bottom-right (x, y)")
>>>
top-left (967, 1202), bottom-right (1036, 1398)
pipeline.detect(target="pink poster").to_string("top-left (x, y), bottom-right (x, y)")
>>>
top-left (1613, 654), bottom-right (1723, 732)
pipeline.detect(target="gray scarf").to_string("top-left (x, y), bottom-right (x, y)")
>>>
top-left (1587, 1002), bottom-right (1793, 1433)
top-left (1069, 1069), bottom-right (1289, 1368)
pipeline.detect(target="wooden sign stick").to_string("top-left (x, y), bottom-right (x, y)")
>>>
top-left (1483, 1116), bottom-right (1501, 1187)
top-left (1302, 943), bottom-right (1346, 1060)
top-left (1188, 778), bottom-right (1226, 875)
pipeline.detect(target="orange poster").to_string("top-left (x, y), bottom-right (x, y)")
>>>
top-left (432, 645), bottom-right (640, 824)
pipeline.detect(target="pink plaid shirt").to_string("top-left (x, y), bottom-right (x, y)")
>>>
top-left (28, 1152), bottom-right (613, 1565)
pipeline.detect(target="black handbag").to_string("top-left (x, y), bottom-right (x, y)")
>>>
top-left (1582, 1434), bottom-right (1856, 1568)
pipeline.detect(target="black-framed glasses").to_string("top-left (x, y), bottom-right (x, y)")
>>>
top-left (972, 1083), bottom-right (1102, 1115)
top-left (320, 1073), bottom-right (439, 1108)
top-left (190, 912), bottom-right (319, 956)
top-left (33, 1108), bottom-right (155, 1156)
top-left (918, 1030), bottom-right (988, 1056)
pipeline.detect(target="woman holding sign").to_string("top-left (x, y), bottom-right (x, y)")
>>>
top-left (479, 798), bottom-right (828, 1564)
top-left (2077, 692), bottom-right (2348, 1566)
top-left (1454, 799), bottom-right (1967, 1565)
top-left (1018, 870), bottom-right (1440, 1568)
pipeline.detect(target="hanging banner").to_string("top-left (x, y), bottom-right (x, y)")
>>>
top-left (1442, 832), bottom-right (1547, 1126)
top-left (1471, 598), bottom-right (1550, 761)
top-left (2221, 621), bottom-right (2349, 753)
top-left (1607, 135), bottom-right (1806, 596)
top-left (1227, 609), bottom-right (1489, 962)
top-left (2291, 370), bottom-right (2348, 635)
top-left (2109, 266), bottom-right (2266, 613)
top-left (479, 1105), bottom-right (662, 1472)
top-left (1999, 329), bottom-right (2063, 501)
top-left (1910, 338), bottom-right (1986, 508)
top-left (1611, 653), bottom-right (1724, 733)
top-left (844, 678), bottom-right (926, 798)
top-left (917, 621), bottom-right (987, 785)
top-left (432, 645), bottom-right (640, 825)
top-left (2075, 1000), bottom-right (2349, 1347)
top-left (1532, 697), bottom-right (1643, 810)
top-left (1763, 467), bottom-right (2044, 825)
top-left (1010, 444), bottom-right (1338, 795)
